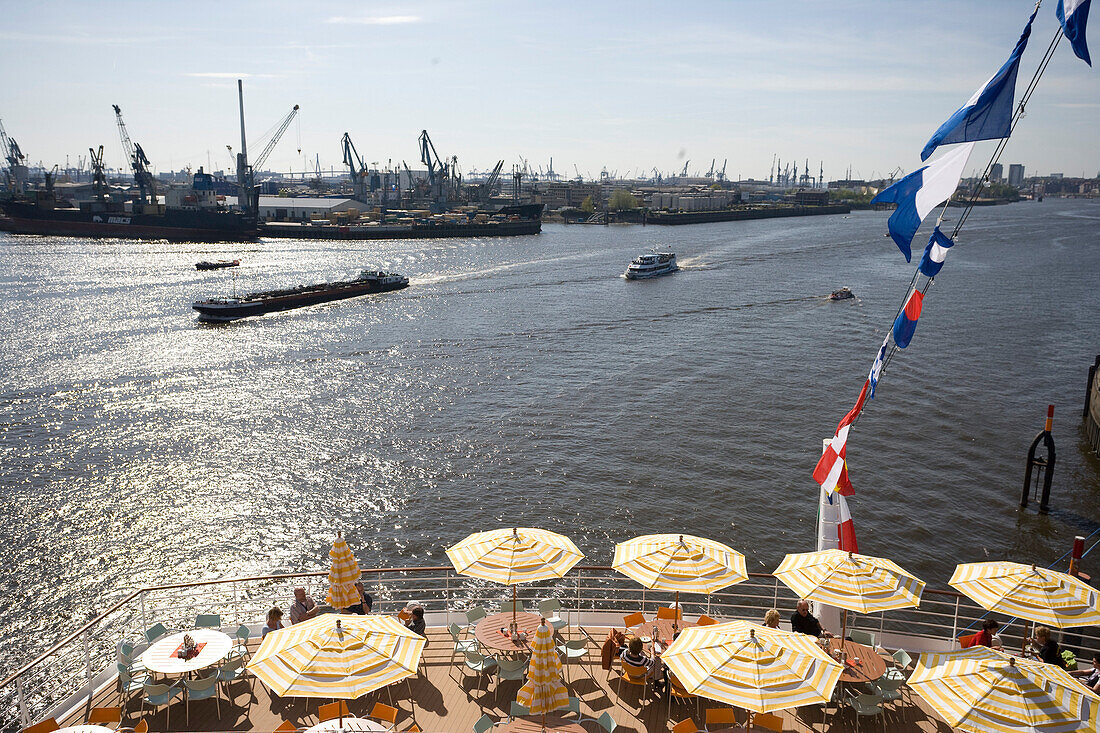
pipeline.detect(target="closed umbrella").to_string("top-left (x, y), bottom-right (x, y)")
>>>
top-left (516, 622), bottom-right (569, 719)
top-left (908, 645), bottom-right (1100, 733)
top-left (613, 534), bottom-right (747, 630)
top-left (773, 549), bottom-right (925, 639)
top-left (661, 620), bottom-right (843, 726)
top-left (446, 527), bottom-right (583, 626)
top-left (325, 531), bottom-right (361, 611)
top-left (949, 561), bottom-right (1100, 629)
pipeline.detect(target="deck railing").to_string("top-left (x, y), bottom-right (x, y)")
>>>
top-left (2, 565), bottom-right (1098, 733)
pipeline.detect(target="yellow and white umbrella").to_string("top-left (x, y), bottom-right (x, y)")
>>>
top-left (446, 527), bottom-right (583, 623)
top-left (247, 614), bottom-right (426, 699)
top-left (325, 532), bottom-right (361, 611)
top-left (661, 620), bottom-right (843, 718)
top-left (613, 534), bottom-right (747, 628)
top-left (949, 561), bottom-right (1100, 628)
top-left (908, 645), bottom-right (1100, 733)
top-left (516, 622), bottom-right (569, 716)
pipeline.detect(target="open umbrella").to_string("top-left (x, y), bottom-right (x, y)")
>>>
top-left (247, 614), bottom-right (426, 699)
top-left (661, 620), bottom-right (843, 726)
top-left (613, 534), bottom-right (747, 630)
top-left (516, 621), bottom-right (569, 720)
top-left (950, 561), bottom-right (1100, 629)
top-left (908, 645), bottom-right (1100, 733)
top-left (445, 527), bottom-right (583, 626)
top-left (773, 549), bottom-right (925, 639)
top-left (325, 532), bottom-right (361, 611)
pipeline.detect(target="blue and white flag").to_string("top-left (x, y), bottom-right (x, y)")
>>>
top-left (1058, 0), bottom-right (1092, 66)
top-left (870, 143), bottom-right (974, 261)
top-left (917, 226), bottom-right (955, 278)
top-left (920, 8), bottom-right (1038, 161)
top-left (867, 334), bottom-right (890, 399)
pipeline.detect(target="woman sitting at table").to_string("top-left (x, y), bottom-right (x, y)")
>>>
top-left (1031, 626), bottom-right (1067, 668)
top-left (404, 605), bottom-right (426, 637)
top-left (620, 637), bottom-right (665, 692)
top-left (261, 607), bottom-right (284, 639)
top-left (764, 609), bottom-right (781, 629)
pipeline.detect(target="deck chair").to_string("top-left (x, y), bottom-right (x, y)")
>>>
top-left (317, 701), bottom-right (350, 722)
top-left (272, 723), bottom-right (297, 733)
top-left (697, 614), bottom-right (719, 627)
top-left (657, 606), bottom-right (682, 621)
top-left (617, 659), bottom-right (650, 705)
top-left (754, 711), bottom-right (785, 731)
top-left (671, 718), bottom-right (700, 733)
top-left (87, 707), bottom-right (122, 726)
top-left (704, 707), bottom-right (737, 730)
top-left (622, 612), bottom-right (646, 628)
top-left (22, 719), bottom-right (60, 733)
top-left (370, 701), bottom-right (399, 729)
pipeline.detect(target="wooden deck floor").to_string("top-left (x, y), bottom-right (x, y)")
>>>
top-left (60, 627), bottom-right (953, 733)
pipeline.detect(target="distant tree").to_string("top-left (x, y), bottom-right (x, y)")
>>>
top-left (580, 195), bottom-right (596, 214)
top-left (608, 189), bottom-right (639, 211)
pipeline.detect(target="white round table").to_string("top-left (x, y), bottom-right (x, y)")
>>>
top-left (139, 628), bottom-right (233, 675)
top-left (56, 726), bottom-right (114, 733)
top-left (304, 718), bottom-right (385, 732)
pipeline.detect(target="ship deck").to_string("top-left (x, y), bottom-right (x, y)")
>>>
top-left (57, 623), bottom-right (948, 733)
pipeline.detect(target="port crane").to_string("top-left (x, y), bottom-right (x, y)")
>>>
top-left (680, 160), bottom-right (690, 178)
top-left (88, 145), bottom-right (109, 203)
top-left (706, 159), bottom-right (715, 179)
top-left (717, 159), bottom-right (727, 182)
top-left (480, 159), bottom-right (504, 203)
top-left (1, 119), bottom-right (28, 192)
top-left (112, 105), bottom-right (157, 207)
top-left (234, 79), bottom-right (299, 215)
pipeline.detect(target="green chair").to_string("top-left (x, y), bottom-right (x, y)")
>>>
top-left (556, 639), bottom-right (591, 681)
top-left (448, 623), bottom-right (479, 669)
top-left (195, 614), bottom-right (222, 629)
top-left (884, 648), bottom-right (912, 682)
top-left (116, 662), bottom-right (148, 707)
top-left (494, 657), bottom-right (528, 698)
top-left (499, 599), bottom-right (523, 615)
top-left (217, 656), bottom-right (252, 699)
top-left (229, 625), bottom-right (250, 659)
top-left (463, 606), bottom-right (487, 635)
top-left (596, 711), bottom-right (618, 733)
top-left (846, 692), bottom-right (884, 732)
top-left (539, 599), bottom-right (569, 635)
top-left (508, 701), bottom-right (530, 722)
top-left (141, 681), bottom-right (181, 728)
top-left (849, 629), bottom-right (876, 647)
top-left (462, 651), bottom-right (498, 696)
top-left (182, 673), bottom-right (220, 725)
top-left (143, 623), bottom-right (173, 644)
top-left (562, 696), bottom-right (593, 724)
top-left (119, 641), bottom-right (147, 674)
top-left (472, 713), bottom-right (496, 733)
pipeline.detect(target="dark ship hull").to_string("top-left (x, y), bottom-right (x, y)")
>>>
top-left (193, 271), bottom-right (409, 322)
top-left (0, 200), bottom-right (258, 242)
top-left (262, 217), bottom-right (540, 240)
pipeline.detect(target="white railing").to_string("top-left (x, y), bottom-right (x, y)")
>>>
top-left (2, 566), bottom-right (1097, 733)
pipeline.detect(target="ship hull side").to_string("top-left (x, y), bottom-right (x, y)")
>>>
top-left (0, 202), bottom-right (258, 242)
top-left (193, 280), bottom-right (409, 322)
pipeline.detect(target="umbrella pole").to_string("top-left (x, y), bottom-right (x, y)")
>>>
top-left (673, 590), bottom-right (679, 633)
top-left (513, 584), bottom-right (518, 628)
top-left (841, 609), bottom-right (848, 644)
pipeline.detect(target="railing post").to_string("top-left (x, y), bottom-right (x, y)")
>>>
top-left (575, 571), bottom-right (581, 613)
top-left (377, 573), bottom-right (384, 614)
top-left (17, 677), bottom-right (30, 728)
top-left (83, 628), bottom-right (92, 681)
top-left (233, 582), bottom-right (239, 626)
top-left (445, 573), bottom-right (451, 626)
top-left (950, 597), bottom-right (960, 644)
top-left (139, 591), bottom-right (147, 637)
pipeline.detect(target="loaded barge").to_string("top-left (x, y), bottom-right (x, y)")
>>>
top-left (193, 269), bottom-right (408, 322)
top-left (260, 204), bottom-right (543, 240)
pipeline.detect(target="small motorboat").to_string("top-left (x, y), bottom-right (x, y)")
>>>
top-left (829, 287), bottom-right (855, 301)
top-left (196, 259), bottom-right (241, 271)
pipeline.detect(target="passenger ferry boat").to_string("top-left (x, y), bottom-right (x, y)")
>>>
top-left (625, 252), bottom-right (678, 280)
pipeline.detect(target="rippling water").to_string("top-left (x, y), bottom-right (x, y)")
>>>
top-left (1, 200), bottom-right (1098, 670)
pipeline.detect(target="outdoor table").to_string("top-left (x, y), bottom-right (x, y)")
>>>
top-left (139, 628), bottom-right (233, 675)
top-left (625, 619), bottom-right (698, 654)
top-left (476, 612), bottom-right (543, 653)
top-left (826, 638), bottom-right (887, 685)
top-left (498, 716), bottom-right (587, 733)
top-left (303, 717), bottom-right (385, 732)
top-left (55, 726), bottom-right (114, 733)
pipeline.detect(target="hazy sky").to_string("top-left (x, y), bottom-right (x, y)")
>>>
top-left (2, 1), bottom-right (1097, 181)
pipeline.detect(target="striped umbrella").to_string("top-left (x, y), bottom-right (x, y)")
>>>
top-left (325, 532), bottom-right (361, 611)
top-left (613, 534), bottom-right (747, 629)
top-left (773, 549), bottom-right (925, 639)
top-left (516, 622), bottom-right (569, 716)
top-left (908, 646), bottom-right (1100, 733)
top-left (661, 620), bottom-right (843, 722)
top-left (446, 527), bottom-right (583, 624)
top-left (949, 561), bottom-right (1100, 629)
top-left (247, 614), bottom-right (426, 699)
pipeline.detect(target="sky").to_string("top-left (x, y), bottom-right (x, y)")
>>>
top-left (1, 0), bottom-right (1097, 182)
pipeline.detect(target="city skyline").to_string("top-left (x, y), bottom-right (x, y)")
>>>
top-left (1, 0), bottom-right (1097, 182)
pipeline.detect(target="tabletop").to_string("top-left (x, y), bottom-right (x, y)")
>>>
top-left (497, 716), bottom-right (588, 733)
top-left (476, 612), bottom-right (544, 653)
top-left (625, 619), bottom-right (698, 654)
top-left (303, 717), bottom-right (385, 732)
top-left (826, 638), bottom-right (887, 685)
top-left (140, 628), bottom-right (233, 675)
top-left (55, 726), bottom-right (115, 733)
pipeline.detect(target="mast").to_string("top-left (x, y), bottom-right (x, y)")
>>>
top-left (236, 79), bottom-right (250, 212)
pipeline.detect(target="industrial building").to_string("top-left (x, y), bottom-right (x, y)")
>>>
top-left (257, 196), bottom-right (365, 221)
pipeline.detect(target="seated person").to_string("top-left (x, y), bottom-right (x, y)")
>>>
top-left (1072, 653), bottom-right (1100, 693)
top-left (404, 605), bottom-right (426, 637)
top-left (763, 609), bottom-right (781, 629)
top-left (348, 582), bottom-right (373, 615)
top-left (975, 618), bottom-right (1001, 647)
top-left (290, 587), bottom-right (320, 624)
top-left (261, 607), bottom-right (284, 638)
top-left (1031, 626), bottom-right (1067, 668)
top-left (790, 599), bottom-right (831, 638)
top-left (620, 636), bottom-right (665, 691)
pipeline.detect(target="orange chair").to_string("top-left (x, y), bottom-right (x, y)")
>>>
top-left (671, 718), bottom-right (700, 733)
top-left (87, 708), bottom-right (122, 726)
top-left (318, 701), bottom-right (351, 722)
top-left (273, 722), bottom-right (297, 733)
top-left (667, 671), bottom-right (700, 721)
top-left (697, 614), bottom-right (719, 627)
top-left (617, 659), bottom-right (650, 702)
top-left (405, 726), bottom-right (422, 733)
top-left (656, 606), bottom-right (683, 621)
top-left (622, 612), bottom-right (646, 628)
top-left (704, 707), bottom-right (737, 730)
top-left (370, 702), bottom-right (398, 727)
top-left (23, 719), bottom-right (60, 733)
top-left (133, 721), bottom-right (149, 733)
top-left (753, 711), bottom-right (785, 732)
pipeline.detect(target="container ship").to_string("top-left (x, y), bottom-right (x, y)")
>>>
top-left (260, 203), bottom-right (543, 240)
top-left (192, 269), bottom-right (409, 322)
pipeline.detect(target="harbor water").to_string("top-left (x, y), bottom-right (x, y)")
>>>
top-left (1, 200), bottom-right (1098, 671)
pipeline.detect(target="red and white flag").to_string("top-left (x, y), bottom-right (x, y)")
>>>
top-left (836, 493), bottom-right (858, 552)
top-left (813, 379), bottom-right (870, 496)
